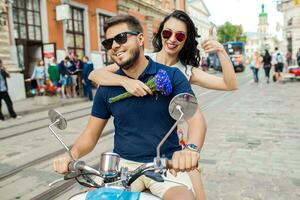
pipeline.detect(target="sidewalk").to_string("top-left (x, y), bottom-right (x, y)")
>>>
top-left (1, 94), bottom-right (92, 119)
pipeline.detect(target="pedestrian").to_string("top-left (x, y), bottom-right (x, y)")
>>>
top-left (48, 58), bottom-right (60, 87)
top-left (30, 59), bottom-right (47, 87)
top-left (0, 59), bottom-right (20, 121)
top-left (286, 50), bottom-right (292, 67)
top-left (58, 56), bottom-right (72, 98)
top-left (82, 56), bottom-right (94, 101)
top-left (249, 55), bottom-right (256, 83)
top-left (250, 52), bottom-right (262, 83)
top-left (53, 14), bottom-right (206, 200)
top-left (69, 54), bottom-right (83, 98)
top-left (89, 10), bottom-right (237, 199)
top-left (272, 47), bottom-right (284, 82)
top-left (262, 49), bottom-right (272, 83)
top-left (296, 48), bottom-right (300, 67)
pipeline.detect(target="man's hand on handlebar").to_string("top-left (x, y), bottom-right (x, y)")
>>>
top-left (53, 153), bottom-right (73, 174)
top-left (169, 149), bottom-right (200, 176)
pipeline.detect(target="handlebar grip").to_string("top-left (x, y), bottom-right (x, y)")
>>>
top-left (166, 160), bottom-right (199, 170)
top-left (68, 160), bottom-right (85, 171)
top-left (166, 160), bottom-right (172, 169)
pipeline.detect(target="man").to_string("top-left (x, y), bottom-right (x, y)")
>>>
top-left (53, 15), bottom-right (206, 200)
top-left (58, 56), bottom-right (72, 98)
top-left (285, 50), bottom-right (292, 67)
top-left (70, 54), bottom-right (83, 97)
top-left (0, 59), bottom-right (20, 121)
top-left (272, 47), bottom-right (284, 82)
top-left (296, 48), bottom-right (300, 67)
top-left (82, 56), bottom-right (94, 101)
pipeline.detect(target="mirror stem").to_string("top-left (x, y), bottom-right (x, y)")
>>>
top-left (156, 105), bottom-right (184, 161)
top-left (49, 119), bottom-right (74, 160)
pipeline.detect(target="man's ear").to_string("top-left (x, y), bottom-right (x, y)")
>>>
top-left (137, 33), bottom-right (145, 47)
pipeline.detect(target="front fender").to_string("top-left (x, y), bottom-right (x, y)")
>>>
top-left (69, 187), bottom-right (161, 200)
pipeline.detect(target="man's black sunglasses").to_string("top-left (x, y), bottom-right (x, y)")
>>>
top-left (101, 31), bottom-right (140, 50)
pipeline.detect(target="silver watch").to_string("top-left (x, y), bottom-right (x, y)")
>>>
top-left (185, 143), bottom-right (201, 153)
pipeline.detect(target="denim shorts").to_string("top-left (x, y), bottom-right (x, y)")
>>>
top-left (60, 75), bottom-right (67, 86)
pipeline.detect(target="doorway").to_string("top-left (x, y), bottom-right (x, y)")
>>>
top-left (16, 40), bottom-right (43, 96)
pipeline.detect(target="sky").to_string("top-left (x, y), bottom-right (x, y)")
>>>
top-left (203, 0), bottom-right (283, 36)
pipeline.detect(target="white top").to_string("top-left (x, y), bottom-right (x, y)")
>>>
top-left (146, 52), bottom-right (193, 81)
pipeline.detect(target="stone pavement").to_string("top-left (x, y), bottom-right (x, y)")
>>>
top-left (201, 80), bottom-right (300, 200)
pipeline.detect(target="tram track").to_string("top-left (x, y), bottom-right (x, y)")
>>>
top-left (0, 106), bottom-right (92, 141)
top-left (0, 129), bottom-right (114, 182)
top-left (0, 106), bottom-right (92, 131)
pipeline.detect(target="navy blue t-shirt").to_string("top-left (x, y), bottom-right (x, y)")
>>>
top-left (92, 58), bottom-right (194, 163)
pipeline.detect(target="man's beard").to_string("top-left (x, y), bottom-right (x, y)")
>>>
top-left (113, 47), bottom-right (140, 70)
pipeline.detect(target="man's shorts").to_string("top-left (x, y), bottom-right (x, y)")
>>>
top-left (61, 75), bottom-right (73, 86)
top-left (275, 63), bottom-right (283, 72)
top-left (60, 75), bottom-right (67, 86)
top-left (119, 158), bottom-right (195, 198)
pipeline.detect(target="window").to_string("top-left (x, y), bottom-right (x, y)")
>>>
top-left (66, 6), bottom-right (85, 58)
top-left (99, 13), bottom-right (112, 65)
top-left (12, 0), bottom-right (42, 41)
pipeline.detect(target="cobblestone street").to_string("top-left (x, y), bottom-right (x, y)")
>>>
top-left (201, 80), bottom-right (300, 200)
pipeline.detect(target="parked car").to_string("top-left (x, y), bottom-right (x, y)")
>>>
top-left (288, 66), bottom-right (300, 76)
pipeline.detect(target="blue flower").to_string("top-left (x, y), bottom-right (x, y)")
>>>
top-left (154, 69), bottom-right (172, 95)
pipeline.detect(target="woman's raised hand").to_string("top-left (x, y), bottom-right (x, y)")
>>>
top-left (201, 27), bottom-right (224, 54)
top-left (122, 79), bottom-right (153, 97)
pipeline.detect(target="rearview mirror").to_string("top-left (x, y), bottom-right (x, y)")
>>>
top-left (48, 109), bottom-right (67, 130)
top-left (168, 93), bottom-right (198, 121)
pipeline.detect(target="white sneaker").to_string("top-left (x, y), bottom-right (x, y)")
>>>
top-left (14, 115), bottom-right (22, 120)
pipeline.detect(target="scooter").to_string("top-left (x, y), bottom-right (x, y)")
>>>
top-left (47, 93), bottom-right (198, 200)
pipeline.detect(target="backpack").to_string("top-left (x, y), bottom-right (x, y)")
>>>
top-left (276, 53), bottom-right (283, 64)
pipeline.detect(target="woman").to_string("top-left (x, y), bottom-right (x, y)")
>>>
top-left (30, 59), bottom-right (46, 87)
top-left (262, 50), bottom-right (272, 83)
top-left (89, 10), bottom-right (237, 199)
top-left (251, 52), bottom-right (262, 83)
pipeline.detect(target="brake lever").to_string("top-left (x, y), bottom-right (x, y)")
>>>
top-left (64, 171), bottom-right (81, 180)
top-left (49, 171), bottom-right (81, 187)
top-left (48, 177), bottom-right (64, 187)
top-left (144, 171), bottom-right (164, 182)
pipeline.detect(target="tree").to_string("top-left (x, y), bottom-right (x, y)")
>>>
top-left (217, 21), bottom-right (247, 43)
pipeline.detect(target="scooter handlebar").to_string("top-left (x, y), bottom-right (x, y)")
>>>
top-left (68, 160), bottom-right (86, 172)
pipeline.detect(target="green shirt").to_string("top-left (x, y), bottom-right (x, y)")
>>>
top-left (48, 64), bottom-right (60, 82)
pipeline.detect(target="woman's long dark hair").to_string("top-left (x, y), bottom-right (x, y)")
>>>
top-left (264, 49), bottom-right (270, 57)
top-left (152, 10), bottom-right (201, 68)
top-left (263, 49), bottom-right (272, 64)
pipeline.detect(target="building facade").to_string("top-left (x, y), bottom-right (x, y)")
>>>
top-left (1, 0), bottom-right (185, 100)
top-left (245, 4), bottom-right (279, 58)
top-left (187, 0), bottom-right (211, 57)
top-left (277, 0), bottom-right (300, 62)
